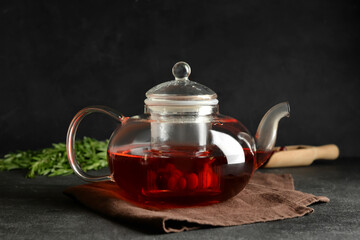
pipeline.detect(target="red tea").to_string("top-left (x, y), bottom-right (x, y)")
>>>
top-left (107, 144), bottom-right (260, 209)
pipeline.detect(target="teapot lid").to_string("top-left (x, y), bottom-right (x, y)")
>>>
top-left (145, 62), bottom-right (218, 106)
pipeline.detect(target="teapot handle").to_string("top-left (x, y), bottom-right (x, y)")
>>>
top-left (66, 106), bottom-right (124, 182)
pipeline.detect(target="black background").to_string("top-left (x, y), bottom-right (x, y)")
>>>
top-left (1, 0), bottom-right (359, 156)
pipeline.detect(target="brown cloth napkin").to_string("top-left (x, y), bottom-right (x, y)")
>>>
top-left (64, 173), bottom-right (329, 233)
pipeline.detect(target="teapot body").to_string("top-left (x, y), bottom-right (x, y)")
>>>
top-left (66, 62), bottom-right (289, 209)
top-left (107, 113), bottom-right (260, 208)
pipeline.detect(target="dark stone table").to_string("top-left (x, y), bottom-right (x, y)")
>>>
top-left (1, 158), bottom-right (359, 239)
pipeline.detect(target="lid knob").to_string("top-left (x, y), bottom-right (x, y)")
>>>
top-left (172, 61), bottom-right (191, 80)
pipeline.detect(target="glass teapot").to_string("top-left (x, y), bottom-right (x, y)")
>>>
top-left (66, 61), bottom-right (290, 209)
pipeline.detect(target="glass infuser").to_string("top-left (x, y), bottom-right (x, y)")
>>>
top-left (66, 61), bottom-right (290, 209)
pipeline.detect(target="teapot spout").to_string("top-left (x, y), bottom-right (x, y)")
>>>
top-left (255, 102), bottom-right (290, 166)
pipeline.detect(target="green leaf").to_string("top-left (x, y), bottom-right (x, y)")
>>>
top-left (0, 137), bottom-right (109, 178)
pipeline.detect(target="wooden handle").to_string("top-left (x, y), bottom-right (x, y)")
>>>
top-left (314, 144), bottom-right (339, 160)
top-left (264, 144), bottom-right (339, 168)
